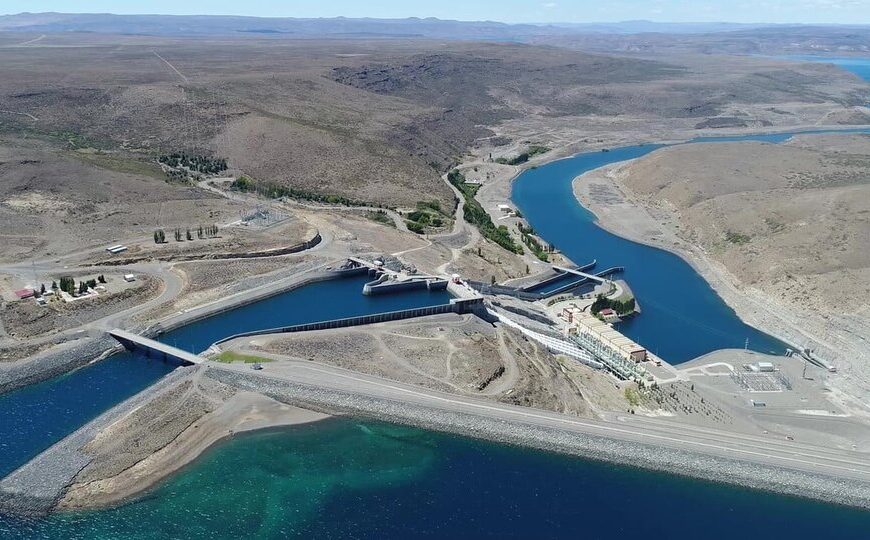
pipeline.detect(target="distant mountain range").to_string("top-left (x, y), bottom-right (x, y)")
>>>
top-left (1, 12), bottom-right (866, 40)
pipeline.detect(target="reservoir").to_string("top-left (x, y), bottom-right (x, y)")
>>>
top-left (0, 274), bottom-right (451, 479)
top-left (2, 419), bottom-right (869, 538)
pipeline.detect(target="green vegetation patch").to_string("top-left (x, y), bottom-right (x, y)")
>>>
top-left (448, 169), bottom-right (522, 254)
top-left (494, 145), bottom-right (550, 166)
top-left (229, 176), bottom-right (381, 208)
top-left (725, 230), bottom-right (751, 245)
top-left (403, 200), bottom-right (447, 234)
top-left (517, 223), bottom-right (549, 262)
top-left (364, 210), bottom-right (395, 228)
top-left (214, 351), bottom-right (273, 364)
top-left (624, 387), bottom-right (641, 407)
top-left (590, 294), bottom-right (636, 317)
top-left (159, 152), bottom-right (228, 175)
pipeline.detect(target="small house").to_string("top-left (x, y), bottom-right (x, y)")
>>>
top-left (14, 288), bottom-right (34, 300)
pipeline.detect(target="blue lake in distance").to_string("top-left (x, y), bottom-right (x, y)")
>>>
top-left (782, 55), bottom-right (870, 82)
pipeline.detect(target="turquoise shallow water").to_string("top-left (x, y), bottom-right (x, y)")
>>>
top-left (3, 419), bottom-right (869, 539)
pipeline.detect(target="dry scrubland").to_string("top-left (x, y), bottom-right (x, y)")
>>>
top-left (248, 314), bottom-right (627, 416)
top-left (2, 33), bottom-right (868, 262)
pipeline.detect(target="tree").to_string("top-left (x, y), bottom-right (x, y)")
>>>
top-left (39, 283), bottom-right (46, 296)
top-left (59, 276), bottom-right (75, 295)
top-left (174, 228), bottom-right (182, 242)
top-left (87, 279), bottom-right (97, 289)
top-left (186, 229), bottom-right (193, 241)
top-left (78, 280), bottom-right (88, 295)
top-left (51, 280), bottom-right (57, 290)
top-left (98, 274), bottom-right (106, 284)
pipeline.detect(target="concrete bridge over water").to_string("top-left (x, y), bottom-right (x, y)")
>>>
top-left (108, 329), bottom-right (204, 365)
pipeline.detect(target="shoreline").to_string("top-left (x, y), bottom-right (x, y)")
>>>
top-left (208, 367), bottom-right (870, 510)
top-left (568, 154), bottom-right (870, 409)
top-left (57, 392), bottom-right (329, 511)
top-left (0, 263), bottom-right (339, 397)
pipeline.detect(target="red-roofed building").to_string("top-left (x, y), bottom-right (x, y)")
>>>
top-left (598, 308), bottom-right (620, 323)
top-left (14, 288), bottom-right (35, 300)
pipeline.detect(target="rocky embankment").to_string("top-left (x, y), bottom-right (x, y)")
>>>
top-left (0, 335), bottom-right (119, 394)
top-left (207, 368), bottom-right (870, 509)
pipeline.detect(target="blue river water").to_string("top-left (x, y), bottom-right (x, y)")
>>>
top-left (0, 274), bottom-right (451, 479)
top-left (512, 128), bottom-right (870, 363)
top-left (3, 419), bottom-right (870, 539)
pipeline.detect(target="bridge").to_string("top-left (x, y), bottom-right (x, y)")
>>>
top-left (108, 329), bottom-right (204, 365)
top-left (552, 265), bottom-right (607, 283)
top-left (468, 266), bottom-right (625, 300)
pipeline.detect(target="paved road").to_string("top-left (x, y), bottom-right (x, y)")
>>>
top-left (213, 358), bottom-right (870, 486)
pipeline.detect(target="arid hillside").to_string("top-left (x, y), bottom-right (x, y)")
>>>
top-left (2, 33), bottom-right (868, 210)
top-left (2, 33), bottom-right (869, 263)
top-left (619, 133), bottom-right (870, 316)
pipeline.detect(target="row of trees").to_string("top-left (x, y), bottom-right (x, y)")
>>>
top-left (517, 223), bottom-right (551, 262)
top-left (230, 176), bottom-right (379, 208)
top-left (154, 225), bottom-right (219, 244)
top-left (158, 152), bottom-right (228, 174)
top-left (448, 169), bottom-right (523, 254)
top-left (53, 275), bottom-right (106, 296)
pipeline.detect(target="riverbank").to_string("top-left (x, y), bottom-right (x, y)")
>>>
top-left (0, 365), bottom-right (329, 514)
top-left (461, 122), bottom-right (869, 402)
top-left (0, 262), bottom-right (337, 397)
top-left (572, 156), bottom-right (870, 416)
top-left (58, 390), bottom-right (328, 511)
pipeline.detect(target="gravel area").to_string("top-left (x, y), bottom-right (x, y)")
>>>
top-left (207, 368), bottom-right (870, 510)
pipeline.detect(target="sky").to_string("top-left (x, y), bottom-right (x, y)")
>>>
top-left (2, 0), bottom-right (870, 25)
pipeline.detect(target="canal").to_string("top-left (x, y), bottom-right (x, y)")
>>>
top-left (0, 274), bottom-right (451, 479)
